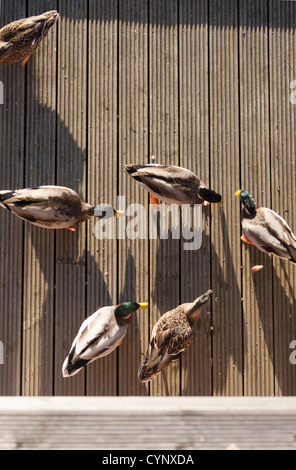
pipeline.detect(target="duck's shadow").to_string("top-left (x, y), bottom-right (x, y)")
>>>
top-left (247, 247), bottom-right (296, 395)
top-left (1, 0), bottom-right (295, 397)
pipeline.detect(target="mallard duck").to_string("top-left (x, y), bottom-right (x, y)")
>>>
top-left (138, 290), bottom-right (213, 383)
top-left (235, 189), bottom-right (296, 263)
top-left (62, 301), bottom-right (149, 377)
top-left (0, 185), bottom-right (123, 230)
top-left (0, 10), bottom-right (59, 65)
top-left (125, 164), bottom-right (222, 207)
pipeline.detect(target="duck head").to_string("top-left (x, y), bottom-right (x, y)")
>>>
top-left (184, 289), bottom-right (213, 325)
top-left (91, 206), bottom-right (124, 219)
top-left (235, 189), bottom-right (256, 216)
top-left (114, 301), bottom-right (148, 318)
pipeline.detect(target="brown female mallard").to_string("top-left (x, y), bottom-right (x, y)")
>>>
top-left (235, 189), bottom-right (296, 263)
top-left (0, 10), bottom-right (59, 65)
top-left (0, 185), bottom-right (123, 231)
top-left (138, 290), bottom-right (213, 382)
top-left (125, 163), bottom-right (222, 207)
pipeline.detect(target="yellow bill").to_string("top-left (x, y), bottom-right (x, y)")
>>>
top-left (114, 210), bottom-right (125, 217)
top-left (138, 302), bottom-right (149, 310)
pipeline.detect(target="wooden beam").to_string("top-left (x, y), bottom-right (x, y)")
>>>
top-left (0, 397), bottom-right (295, 449)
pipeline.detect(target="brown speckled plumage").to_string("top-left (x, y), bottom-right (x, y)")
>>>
top-left (0, 185), bottom-right (120, 230)
top-left (125, 164), bottom-right (222, 206)
top-left (138, 290), bottom-right (213, 382)
top-left (0, 10), bottom-right (58, 65)
top-left (236, 190), bottom-right (296, 263)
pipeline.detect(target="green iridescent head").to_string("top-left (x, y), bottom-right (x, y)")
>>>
top-left (114, 301), bottom-right (148, 317)
top-left (235, 189), bottom-right (256, 215)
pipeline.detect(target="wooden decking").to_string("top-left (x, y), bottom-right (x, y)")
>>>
top-left (0, 0), bottom-right (295, 397)
top-left (0, 396), bottom-right (295, 449)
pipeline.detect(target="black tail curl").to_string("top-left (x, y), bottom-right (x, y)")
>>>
top-left (198, 187), bottom-right (222, 204)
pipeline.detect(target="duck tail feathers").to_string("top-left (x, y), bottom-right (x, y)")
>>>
top-left (124, 164), bottom-right (143, 176)
top-left (198, 187), bottom-right (222, 204)
top-left (0, 42), bottom-right (13, 61)
top-left (138, 349), bottom-right (182, 383)
top-left (0, 190), bottom-right (13, 209)
top-left (287, 244), bottom-right (296, 264)
top-left (62, 344), bottom-right (89, 378)
top-left (62, 355), bottom-right (89, 378)
top-left (124, 164), bottom-right (147, 183)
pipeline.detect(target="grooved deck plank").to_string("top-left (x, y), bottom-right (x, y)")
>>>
top-left (85, 0), bottom-right (119, 396)
top-left (22, 0), bottom-right (57, 396)
top-left (148, 0), bottom-right (180, 396)
top-left (239, 0), bottom-right (274, 396)
top-left (117, 0), bottom-right (149, 396)
top-left (179, 0), bottom-right (212, 396)
top-left (0, 0), bottom-right (26, 396)
top-left (209, 0), bottom-right (243, 396)
top-left (269, 0), bottom-right (296, 396)
top-left (0, 0), bottom-right (295, 399)
top-left (54, 0), bottom-right (88, 396)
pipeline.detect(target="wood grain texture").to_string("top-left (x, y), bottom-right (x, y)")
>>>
top-left (148, 0), bottom-right (180, 396)
top-left (0, 0), bottom-right (26, 395)
top-left (209, 0), bottom-right (243, 396)
top-left (269, 0), bottom-right (296, 396)
top-left (85, 0), bottom-right (119, 396)
top-left (118, 0), bottom-right (149, 396)
top-left (22, 0), bottom-right (57, 396)
top-left (54, 0), bottom-right (88, 396)
top-left (0, 0), bottom-right (295, 398)
top-left (239, 0), bottom-right (274, 396)
top-left (179, 0), bottom-right (212, 396)
top-left (0, 397), bottom-right (295, 450)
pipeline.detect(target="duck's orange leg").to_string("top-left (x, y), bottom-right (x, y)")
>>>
top-left (21, 54), bottom-right (32, 66)
top-left (241, 233), bottom-right (255, 245)
top-left (66, 227), bottom-right (76, 232)
top-left (150, 194), bottom-right (159, 208)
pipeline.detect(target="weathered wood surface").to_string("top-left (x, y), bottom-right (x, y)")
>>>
top-left (0, 0), bottom-right (295, 397)
top-left (0, 397), bottom-right (295, 449)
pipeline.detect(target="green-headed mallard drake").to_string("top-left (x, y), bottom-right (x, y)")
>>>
top-left (62, 301), bottom-right (149, 377)
top-left (125, 164), bottom-right (222, 207)
top-left (235, 189), bottom-right (296, 263)
top-left (0, 185), bottom-right (123, 231)
top-left (0, 10), bottom-right (59, 65)
top-left (138, 290), bottom-right (213, 383)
